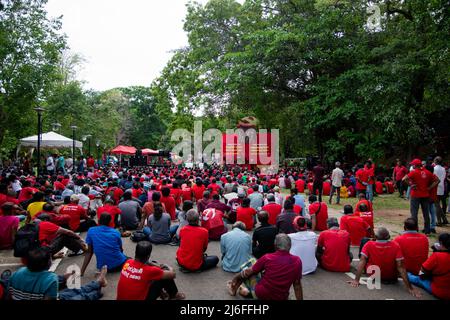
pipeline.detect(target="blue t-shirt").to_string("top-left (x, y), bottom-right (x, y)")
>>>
top-left (293, 194), bottom-right (305, 209)
top-left (9, 267), bottom-right (58, 300)
top-left (86, 225), bottom-right (127, 270)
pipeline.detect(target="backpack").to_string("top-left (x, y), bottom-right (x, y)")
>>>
top-left (13, 222), bottom-right (40, 258)
top-left (130, 230), bottom-right (148, 243)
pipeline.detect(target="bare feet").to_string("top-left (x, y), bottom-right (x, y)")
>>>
top-left (227, 280), bottom-right (238, 296)
top-left (169, 292), bottom-right (186, 300)
top-left (97, 265), bottom-right (108, 287)
top-left (238, 285), bottom-right (250, 297)
top-left (53, 252), bottom-right (65, 259)
top-left (63, 270), bottom-right (76, 281)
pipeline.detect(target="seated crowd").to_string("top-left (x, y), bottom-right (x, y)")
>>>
top-left (0, 163), bottom-right (448, 301)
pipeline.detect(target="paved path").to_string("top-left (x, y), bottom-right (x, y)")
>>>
top-left (0, 202), bottom-right (435, 300)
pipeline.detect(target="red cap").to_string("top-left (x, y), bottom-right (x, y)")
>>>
top-left (410, 159), bottom-right (422, 166)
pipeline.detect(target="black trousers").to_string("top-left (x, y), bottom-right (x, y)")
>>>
top-left (76, 219), bottom-right (97, 232)
top-left (312, 181), bottom-right (323, 202)
top-left (146, 279), bottom-right (179, 300)
top-left (201, 255), bottom-right (219, 271)
top-left (48, 234), bottom-right (84, 255)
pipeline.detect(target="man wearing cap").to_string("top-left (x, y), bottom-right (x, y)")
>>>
top-left (262, 194), bottom-right (282, 225)
top-left (403, 159), bottom-right (440, 235)
top-left (288, 216), bottom-right (318, 275)
top-left (329, 162), bottom-right (344, 205)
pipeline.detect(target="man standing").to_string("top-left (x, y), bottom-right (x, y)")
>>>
top-left (355, 164), bottom-right (369, 198)
top-left (365, 160), bottom-right (375, 202)
top-left (403, 159), bottom-right (440, 235)
top-left (329, 162), bottom-right (344, 205)
top-left (433, 157), bottom-right (449, 225)
top-left (393, 160), bottom-right (408, 198)
top-left (46, 154), bottom-right (55, 175)
top-left (312, 161), bottom-right (325, 202)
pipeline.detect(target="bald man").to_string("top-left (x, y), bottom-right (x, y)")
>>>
top-left (348, 227), bottom-right (421, 298)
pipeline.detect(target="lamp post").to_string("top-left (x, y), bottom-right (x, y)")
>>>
top-left (82, 134), bottom-right (92, 156)
top-left (96, 140), bottom-right (101, 162)
top-left (34, 107), bottom-right (45, 176)
top-left (70, 125), bottom-right (77, 172)
top-left (52, 122), bottom-right (61, 132)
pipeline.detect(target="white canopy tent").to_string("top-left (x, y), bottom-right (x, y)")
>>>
top-left (17, 131), bottom-right (83, 158)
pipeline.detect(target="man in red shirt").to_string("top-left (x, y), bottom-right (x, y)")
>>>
top-left (192, 180), bottom-right (206, 202)
top-left (236, 198), bottom-right (257, 231)
top-left (17, 180), bottom-right (38, 203)
top-left (355, 193), bottom-right (373, 213)
top-left (340, 205), bottom-right (372, 246)
top-left (393, 218), bottom-right (429, 275)
top-left (355, 164), bottom-right (369, 197)
top-left (59, 195), bottom-right (96, 232)
top-left (261, 194), bottom-right (282, 225)
top-left (37, 214), bottom-right (87, 257)
top-left (349, 227), bottom-right (421, 298)
top-left (176, 210), bottom-right (219, 272)
top-left (403, 158), bottom-right (440, 234)
top-left (200, 208), bottom-right (227, 240)
top-left (97, 199), bottom-right (122, 228)
top-left (317, 217), bottom-right (352, 272)
top-left (181, 181), bottom-right (192, 202)
top-left (117, 241), bottom-right (185, 300)
top-left (408, 233), bottom-right (450, 300)
top-left (308, 195), bottom-right (328, 231)
top-left (354, 203), bottom-right (374, 230)
top-left (295, 178), bottom-right (305, 193)
top-left (160, 187), bottom-right (176, 220)
top-left (393, 160), bottom-right (408, 198)
top-left (207, 178), bottom-right (223, 196)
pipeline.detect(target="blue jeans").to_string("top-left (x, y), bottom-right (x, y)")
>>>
top-left (366, 184), bottom-right (374, 202)
top-left (59, 281), bottom-right (102, 300)
top-left (406, 186), bottom-right (411, 200)
top-left (408, 273), bottom-right (432, 294)
top-left (429, 203), bottom-right (437, 229)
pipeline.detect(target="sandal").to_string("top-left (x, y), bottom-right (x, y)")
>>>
top-left (121, 231), bottom-right (132, 237)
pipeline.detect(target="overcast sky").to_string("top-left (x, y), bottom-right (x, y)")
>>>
top-left (45, 0), bottom-right (225, 91)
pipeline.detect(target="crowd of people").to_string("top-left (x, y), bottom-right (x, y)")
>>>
top-left (0, 154), bottom-right (449, 300)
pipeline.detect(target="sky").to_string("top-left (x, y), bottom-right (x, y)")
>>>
top-left (45, 0), bottom-right (216, 91)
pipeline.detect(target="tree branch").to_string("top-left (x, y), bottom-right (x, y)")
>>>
top-left (386, 1), bottom-right (413, 21)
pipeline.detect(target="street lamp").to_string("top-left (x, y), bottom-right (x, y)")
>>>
top-left (82, 134), bottom-right (92, 156)
top-left (70, 125), bottom-right (77, 172)
top-left (33, 107), bottom-right (45, 176)
top-left (96, 140), bottom-right (101, 161)
top-left (52, 122), bottom-right (61, 132)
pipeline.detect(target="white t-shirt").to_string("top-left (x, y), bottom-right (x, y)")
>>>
top-left (289, 231), bottom-right (318, 275)
top-left (434, 165), bottom-right (446, 196)
top-left (77, 193), bottom-right (90, 209)
top-left (46, 156), bottom-right (55, 170)
top-left (331, 168), bottom-right (344, 187)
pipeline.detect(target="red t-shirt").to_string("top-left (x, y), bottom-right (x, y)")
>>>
top-left (131, 188), bottom-right (143, 199)
top-left (361, 240), bottom-right (403, 281)
top-left (385, 181), bottom-right (394, 194)
top-left (59, 204), bottom-right (88, 231)
top-left (208, 183), bottom-right (221, 195)
top-left (97, 204), bottom-right (122, 228)
top-left (354, 211), bottom-right (374, 230)
top-left (394, 165), bottom-right (408, 182)
top-left (375, 181), bottom-right (383, 194)
top-left (422, 252), bottom-right (450, 300)
top-left (116, 259), bottom-right (164, 300)
top-left (308, 202), bottom-right (328, 231)
top-left (160, 196), bottom-right (176, 220)
top-left (192, 185), bottom-right (206, 201)
top-left (170, 188), bottom-right (183, 206)
top-left (38, 221), bottom-right (60, 246)
top-left (177, 225), bottom-right (209, 271)
top-left (236, 207), bottom-right (257, 230)
top-left (322, 181), bottom-right (331, 196)
top-left (293, 205), bottom-right (302, 215)
top-left (53, 181), bottom-right (65, 192)
top-left (317, 229), bottom-right (351, 272)
top-left (407, 168), bottom-right (434, 198)
top-left (295, 179), bottom-right (305, 193)
top-left (393, 232), bottom-right (429, 275)
top-left (356, 199), bottom-right (373, 213)
top-left (18, 187), bottom-right (38, 203)
top-left (340, 214), bottom-right (370, 246)
top-left (356, 169), bottom-right (369, 190)
top-left (262, 203), bottom-right (282, 225)
top-left (181, 188), bottom-right (192, 201)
